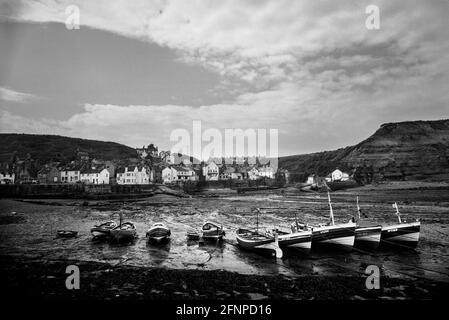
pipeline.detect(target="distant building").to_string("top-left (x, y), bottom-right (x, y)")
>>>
top-left (331, 169), bottom-right (350, 182)
top-left (257, 166), bottom-right (276, 179)
top-left (248, 167), bottom-right (260, 180)
top-left (136, 144), bottom-right (159, 159)
top-left (60, 165), bottom-right (83, 183)
top-left (80, 168), bottom-right (110, 184)
top-left (162, 166), bottom-right (197, 183)
top-left (116, 166), bottom-right (150, 184)
top-left (0, 171), bottom-right (15, 184)
top-left (203, 161), bottom-right (219, 181)
top-left (37, 167), bottom-right (60, 184)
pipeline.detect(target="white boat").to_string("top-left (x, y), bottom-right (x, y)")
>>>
top-left (146, 222), bottom-right (171, 243)
top-left (380, 202), bottom-right (420, 248)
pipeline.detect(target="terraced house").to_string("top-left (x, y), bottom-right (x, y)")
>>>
top-left (116, 166), bottom-right (151, 184)
top-left (80, 168), bottom-right (110, 184)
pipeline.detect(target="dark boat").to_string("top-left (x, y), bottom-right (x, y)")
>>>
top-left (380, 202), bottom-right (420, 248)
top-left (90, 221), bottom-right (118, 238)
top-left (146, 222), bottom-right (171, 243)
top-left (307, 193), bottom-right (356, 251)
top-left (202, 221), bottom-right (225, 241)
top-left (265, 213), bottom-right (312, 253)
top-left (110, 222), bottom-right (137, 242)
top-left (354, 197), bottom-right (382, 250)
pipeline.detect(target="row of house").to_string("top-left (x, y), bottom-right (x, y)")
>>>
top-left (161, 162), bottom-right (277, 184)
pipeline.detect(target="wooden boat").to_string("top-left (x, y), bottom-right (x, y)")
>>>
top-left (109, 222), bottom-right (137, 242)
top-left (202, 221), bottom-right (225, 241)
top-left (146, 222), bottom-right (171, 243)
top-left (353, 197), bottom-right (382, 250)
top-left (235, 208), bottom-right (282, 258)
top-left (186, 230), bottom-right (201, 241)
top-left (57, 230), bottom-right (78, 238)
top-left (236, 228), bottom-right (283, 258)
top-left (90, 221), bottom-right (117, 238)
top-left (265, 213), bottom-right (312, 253)
top-left (380, 202), bottom-right (420, 248)
top-left (306, 193), bottom-right (356, 251)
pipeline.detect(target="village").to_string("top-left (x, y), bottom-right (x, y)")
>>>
top-left (0, 143), bottom-right (354, 189)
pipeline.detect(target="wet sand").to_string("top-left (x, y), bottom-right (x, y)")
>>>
top-left (1, 186), bottom-right (449, 299)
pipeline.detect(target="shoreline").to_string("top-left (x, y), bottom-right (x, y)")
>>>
top-left (1, 255), bottom-right (447, 300)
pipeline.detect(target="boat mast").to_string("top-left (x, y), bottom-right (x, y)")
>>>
top-left (393, 202), bottom-right (402, 223)
top-left (327, 192), bottom-right (335, 225)
top-left (119, 211), bottom-right (123, 227)
top-left (356, 196), bottom-right (361, 220)
top-left (256, 208), bottom-right (260, 233)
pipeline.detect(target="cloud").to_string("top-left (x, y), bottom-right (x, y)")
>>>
top-left (1, 0), bottom-right (448, 155)
top-left (0, 86), bottom-right (41, 103)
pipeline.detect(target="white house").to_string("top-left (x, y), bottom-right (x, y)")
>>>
top-left (80, 168), bottom-right (110, 184)
top-left (0, 171), bottom-right (15, 184)
top-left (257, 166), bottom-right (276, 179)
top-left (331, 169), bottom-right (350, 182)
top-left (203, 162), bottom-right (219, 181)
top-left (248, 167), bottom-right (260, 180)
top-left (162, 166), bottom-right (196, 183)
top-left (60, 166), bottom-right (82, 183)
top-left (116, 166), bottom-right (150, 185)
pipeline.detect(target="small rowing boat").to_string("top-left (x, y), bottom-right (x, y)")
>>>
top-left (57, 230), bottom-right (78, 238)
top-left (90, 221), bottom-right (117, 238)
top-left (380, 202), bottom-right (420, 248)
top-left (110, 222), bottom-right (137, 242)
top-left (354, 197), bottom-right (382, 250)
top-left (146, 222), bottom-right (171, 243)
top-left (235, 208), bottom-right (282, 258)
top-left (236, 228), bottom-right (282, 258)
top-left (202, 221), bottom-right (225, 241)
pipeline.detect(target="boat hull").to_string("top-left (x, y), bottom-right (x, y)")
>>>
top-left (311, 223), bottom-right (356, 251)
top-left (146, 226), bottom-right (171, 243)
top-left (236, 229), bottom-right (282, 258)
top-left (355, 225), bottom-right (382, 250)
top-left (381, 222), bottom-right (420, 248)
top-left (275, 231), bottom-right (312, 253)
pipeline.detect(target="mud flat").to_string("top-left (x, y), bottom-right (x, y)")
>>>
top-left (1, 256), bottom-right (447, 300)
top-left (1, 184), bottom-right (449, 300)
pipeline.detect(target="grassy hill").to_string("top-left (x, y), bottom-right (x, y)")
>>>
top-left (279, 119), bottom-right (449, 183)
top-left (0, 133), bottom-right (137, 164)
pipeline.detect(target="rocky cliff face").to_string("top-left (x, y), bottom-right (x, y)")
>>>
top-left (279, 119), bottom-right (449, 183)
top-left (346, 120), bottom-right (449, 183)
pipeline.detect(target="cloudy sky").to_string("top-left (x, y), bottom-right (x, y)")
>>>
top-left (0, 0), bottom-right (448, 157)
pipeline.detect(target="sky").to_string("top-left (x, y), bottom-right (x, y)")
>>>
top-left (0, 0), bottom-right (448, 157)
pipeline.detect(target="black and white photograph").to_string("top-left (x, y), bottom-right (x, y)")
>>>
top-left (0, 0), bottom-right (448, 315)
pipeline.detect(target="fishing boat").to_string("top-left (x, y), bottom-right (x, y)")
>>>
top-left (235, 208), bottom-right (282, 258)
top-left (303, 193), bottom-right (356, 251)
top-left (90, 221), bottom-right (117, 238)
top-left (380, 202), bottom-right (420, 248)
top-left (146, 222), bottom-right (171, 243)
top-left (353, 197), bottom-right (382, 250)
top-left (265, 213), bottom-right (312, 253)
top-left (201, 221), bottom-right (225, 241)
top-left (186, 230), bottom-right (201, 241)
top-left (110, 222), bottom-right (137, 242)
top-left (236, 229), bottom-right (283, 258)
